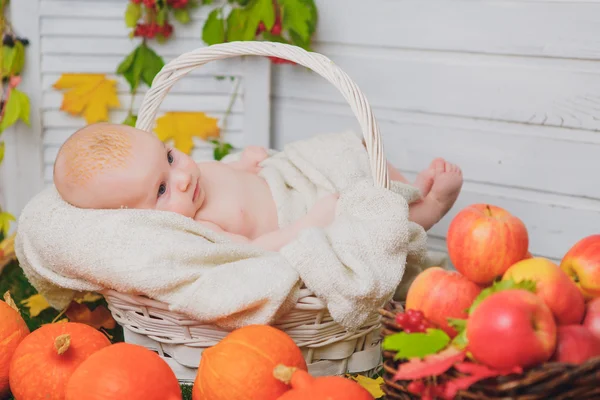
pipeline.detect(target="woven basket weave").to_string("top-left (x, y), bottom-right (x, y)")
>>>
top-left (101, 41), bottom-right (394, 383)
top-left (379, 301), bottom-right (600, 400)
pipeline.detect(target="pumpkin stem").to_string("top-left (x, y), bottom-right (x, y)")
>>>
top-left (3, 291), bottom-right (19, 313)
top-left (273, 364), bottom-right (297, 385)
top-left (55, 334), bottom-right (71, 355)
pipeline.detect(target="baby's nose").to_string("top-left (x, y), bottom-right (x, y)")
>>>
top-left (175, 170), bottom-right (192, 191)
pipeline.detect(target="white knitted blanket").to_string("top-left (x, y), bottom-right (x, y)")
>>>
top-left (14, 131), bottom-right (428, 331)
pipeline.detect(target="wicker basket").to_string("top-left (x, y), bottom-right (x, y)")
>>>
top-left (379, 301), bottom-right (600, 400)
top-left (101, 41), bottom-right (395, 383)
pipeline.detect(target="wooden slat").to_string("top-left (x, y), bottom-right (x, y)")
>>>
top-left (273, 99), bottom-right (600, 200)
top-left (42, 73), bottom-right (242, 95)
top-left (42, 110), bottom-right (244, 130)
top-left (42, 92), bottom-right (244, 113)
top-left (41, 17), bottom-right (206, 40)
top-left (314, 0), bottom-right (600, 60)
top-left (41, 54), bottom-right (243, 76)
top-left (274, 43), bottom-right (600, 132)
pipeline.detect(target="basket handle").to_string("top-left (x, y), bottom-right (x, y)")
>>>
top-left (135, 41), bottom-right (390, 189)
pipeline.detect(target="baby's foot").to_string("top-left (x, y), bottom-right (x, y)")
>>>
top-left (414, 158), bottom-right (443, 197)
top-left (427, 158), bottom-right (463, 217)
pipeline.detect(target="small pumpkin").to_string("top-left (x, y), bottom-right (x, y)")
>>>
top-left (193, 324), bottom-right (307, 400)
top-left (9, 321), bottom-right (110, 400)
top-left (0, 293), bottom-right (30, 398)
top-left (273, 365), bottom-right (375, 400)
top-left (64, 342), bottom-right (181, 400)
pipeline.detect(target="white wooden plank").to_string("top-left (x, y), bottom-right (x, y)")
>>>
top-left (274, 44), bottom-right (600, 132)
top-left (425, 178), bottom-right (600, 262)
top-left (272, 99), bottom-right (600, 200)
top-left (41, 17), bottom-right (206, 39)
top-left (2, 0), bottom-right (45, 218)
top-left (42, 110), bottom-right (244, 130)
top-left (314, 0), bottom-right (600, 60)
top-left (242, 56), bottom-right (271, 147)
top-left (42, 37), bottom-right (215, 57)
top-left (42, 73), bottom-right (242, 95)
top-left (40, 0), bottom-right (218, 18)
top-left (42, 92), bottom-right (244, 113)
top-left (42, 54), bottom-right (244, 76)
top-left (43, 127), bottom-right (243, 146)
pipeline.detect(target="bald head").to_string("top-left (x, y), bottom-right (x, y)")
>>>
top-left (54, 123), bottom-right (135, 208)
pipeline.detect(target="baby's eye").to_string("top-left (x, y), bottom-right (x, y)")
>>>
top-left (167, 150), bottom-right (174, 164)
top-left (158, 183), bottom-right (167, 197)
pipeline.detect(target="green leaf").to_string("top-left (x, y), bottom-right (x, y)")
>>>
top-left (2, 45), bottom-right (15, 77)
top-left (125, 3), bottom-right (142, 28)
top-left (382, 328), bottom-right (451, 360)
top-left (468, 278), bottom-right (537, 315)
top-left (202, 9), bottom-right (226, 45)
top-left (225, 0), bottom-right (275, 42)
top-left (123, 113), bottom-right (138, 127)
top-left (173, 8), bottom-right (191, 24)
top-left (116, 43), bottom-right (164, 92)
top-left (213, 141), bottom-right (233, 160)
top-left (138, 44), bottom-right (165, 87)
top-left (0, 89), bottom-right (29, 133)
top-left (156, 6), bottom-right (168, 26)
top-left (448, 318), bottom-right (468, 350)
top-left (10, 41), bottom-right (25, 76)
top-left (0, 141), bottom-right (4, 164)
top-left (278, 0), bottom-right (314, 43)
top-left (0, 211), bottom-right (15, 238)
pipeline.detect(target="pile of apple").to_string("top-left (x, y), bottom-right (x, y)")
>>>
top-left (405, 203), bottom-right (600, 370)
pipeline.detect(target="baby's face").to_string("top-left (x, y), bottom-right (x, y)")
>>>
top-left (55, 124), bottom-right (204, 219)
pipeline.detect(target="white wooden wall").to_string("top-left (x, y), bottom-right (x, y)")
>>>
top-left (270, 0), bottom-right (600, 263)
top-left (1, 0), bottom-right (271, 218)
top-left (3, 0), bottom-right (600, 265)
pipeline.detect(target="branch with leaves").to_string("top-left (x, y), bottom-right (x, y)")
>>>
top-left (0, 0), bottom-right (31, 239)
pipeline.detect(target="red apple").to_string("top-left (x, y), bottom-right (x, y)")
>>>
top-left (502, 257), bottom-right (585, 325)
top-left (560, 234), bottom-right (600, 300)
top-left (466, 289), bottom-right (556, 369)
top-left (405, 267), bottom-right (482, 337)
top-left (551, 325), bottom-right (600, 364)
top-left (583, 297), bottom-right (600, 341)
top-left (446, 204), bottom-right (529, 285)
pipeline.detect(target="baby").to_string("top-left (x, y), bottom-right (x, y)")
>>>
top-left (53, 123), bottom-right (463, 252)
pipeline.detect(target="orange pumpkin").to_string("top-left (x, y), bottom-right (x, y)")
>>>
top-left (9, 321), bottom-right (110, 400)
top-left (273, 365), bottom-right (374, 400)
top-left (64, 342), bottom-right (181, 400)
top-left (0, 296), bottom-right (30, 398)
top-left (193, 324), bottom-right (307, 400)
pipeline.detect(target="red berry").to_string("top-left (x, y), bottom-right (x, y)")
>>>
top-left (395, 313), bottom-right (407, 325)
top-left (143, 0), bottom-right (155, 7)
top-left (417, 323), bottom-right (427, 332)
top-left (270, 22), bottom-right (282, 35)
top-left (256, 21), bottom-right (266, 35)
top-left (161, 22), bottom-right (173, 38)
top-left (404, 327), bottom-right (413, 334)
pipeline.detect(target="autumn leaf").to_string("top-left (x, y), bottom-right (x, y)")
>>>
top-left (155, 112), bottom-right (220, 155)
top-left (53, 73), bottom-right (120, 124)
top-left (382, 328), bottom-right (450, 360)
top-left (393, 346), bottom-right (466, 381)
top-left (21, 293), bottom-right (52, 317)
top-left (346, 375), bottom-right (385, 398)
top-left (442, 362), bottom-right (523, 399)
top-left (3, 291), bottom-right (19, 312)
top-left (65, 301), bottom-right (116, 330)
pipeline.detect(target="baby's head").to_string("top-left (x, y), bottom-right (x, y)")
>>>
top-left (54, 122), bottom-right (204, 218)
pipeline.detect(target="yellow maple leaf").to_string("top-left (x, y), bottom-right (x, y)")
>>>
top-left (347, 374), bottom-right (385, 398)
top-left (154, 111), bottom-right (220, 155)
top-left (53, 73), bottom-right (120, 124)
top-left (21, 293), bottom-right (51, 317)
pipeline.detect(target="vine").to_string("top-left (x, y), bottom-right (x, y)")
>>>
top-left (119, 0), bottom-right (318, 158)
top-left (0, 0), bottom-right (30, 238)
